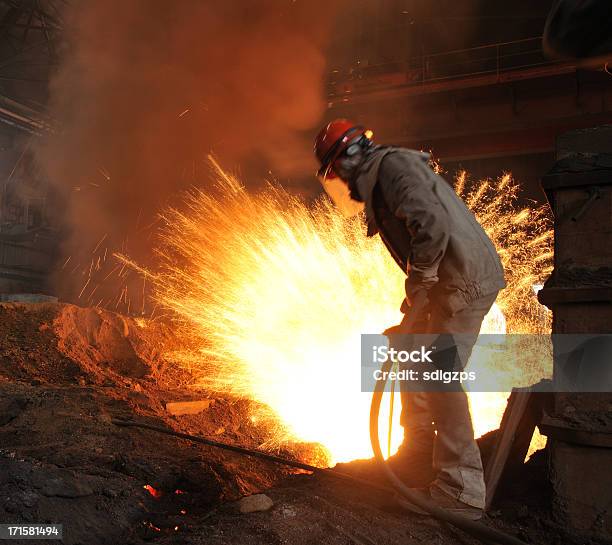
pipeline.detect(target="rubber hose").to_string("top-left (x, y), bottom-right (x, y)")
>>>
top-left (369, 359), bottom-right (528, 545)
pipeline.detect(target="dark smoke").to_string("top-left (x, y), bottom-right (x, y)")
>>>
top-left (35, 0), bottom-right (341, 308)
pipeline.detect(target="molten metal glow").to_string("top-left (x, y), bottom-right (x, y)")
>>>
top-left (150, 158), bottom-right (552, 465)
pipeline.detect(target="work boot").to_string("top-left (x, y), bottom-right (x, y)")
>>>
top-left (395, 486), bottom-right (484, 521)
top-left (386, 441), bottom-right (435, 488)
top-left (333, 440), bottom-right (433, 487)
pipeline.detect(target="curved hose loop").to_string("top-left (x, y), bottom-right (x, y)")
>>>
top-left (369, 359), bottom-right (528, 545)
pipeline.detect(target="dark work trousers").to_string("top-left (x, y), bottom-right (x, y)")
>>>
top-left (399, 291), bottom-right (498, 508)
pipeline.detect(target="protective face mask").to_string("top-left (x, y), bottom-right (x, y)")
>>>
top-left (317, 141), bottom-right (367, 217)
top-left (318, 174), bottom-right (365, 217)
top-left (334, 148), bottom-right (363, 182)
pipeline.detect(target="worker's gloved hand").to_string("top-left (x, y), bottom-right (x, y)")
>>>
top-left (400, 281), bottom-right (430, 315)
top-left (385, 288), bottom-right (430, 335)
top-left (384, 288), bottom-right (431, 353)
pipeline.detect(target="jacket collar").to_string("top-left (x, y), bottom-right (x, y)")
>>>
top-left (352, 146), bottom-right (395, 237)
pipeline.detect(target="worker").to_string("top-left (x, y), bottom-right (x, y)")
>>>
top-left (313, 120), bottom-right (506, 520)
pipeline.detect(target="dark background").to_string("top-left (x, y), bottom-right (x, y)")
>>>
top-left (0, 0), bottom-right (610, 307)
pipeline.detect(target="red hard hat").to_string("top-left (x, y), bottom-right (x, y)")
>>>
top-left (314, 119), bottom-right (369, 178)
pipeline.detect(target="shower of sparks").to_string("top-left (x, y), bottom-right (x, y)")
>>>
top-left (454, 170), bottom-right (553, 334)
top-left (120, 157), bottom-right (553, 465)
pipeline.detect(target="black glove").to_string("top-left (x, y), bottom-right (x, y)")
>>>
top-left (384, 288), bottom-right (430, 336)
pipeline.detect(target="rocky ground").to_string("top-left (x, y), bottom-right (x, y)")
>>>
top-left (0, 303), bottom-right (599, 545)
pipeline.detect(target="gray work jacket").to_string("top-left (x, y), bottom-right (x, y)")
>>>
top-left (353, 146), bottom-right (506, 315)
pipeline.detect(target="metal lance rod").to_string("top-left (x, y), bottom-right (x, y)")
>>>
top-left (112, 418), bottom-right (389, 491)
top-left (112, 418), bottom-right (528, 545)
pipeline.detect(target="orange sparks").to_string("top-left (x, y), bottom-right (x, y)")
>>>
top-left (125, 158), bottom-right (553, 464)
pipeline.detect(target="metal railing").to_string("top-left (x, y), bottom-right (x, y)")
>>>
top-left (328, 36), bottom-right (555, 96)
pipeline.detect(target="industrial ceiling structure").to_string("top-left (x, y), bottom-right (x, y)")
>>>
top-left (0, 0), bottom-right (60, 132)
top-left (0, 0), bottom-right (61, 296)
top-left (327, 0), bottom-right (612, 199)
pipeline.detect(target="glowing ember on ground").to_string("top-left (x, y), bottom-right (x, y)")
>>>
top-left (137, 157), bottom-right (552, 465)
top-left (144, 522), bottom-right (161, 532)
top-left (143, 484), bottom-right (162, 498)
